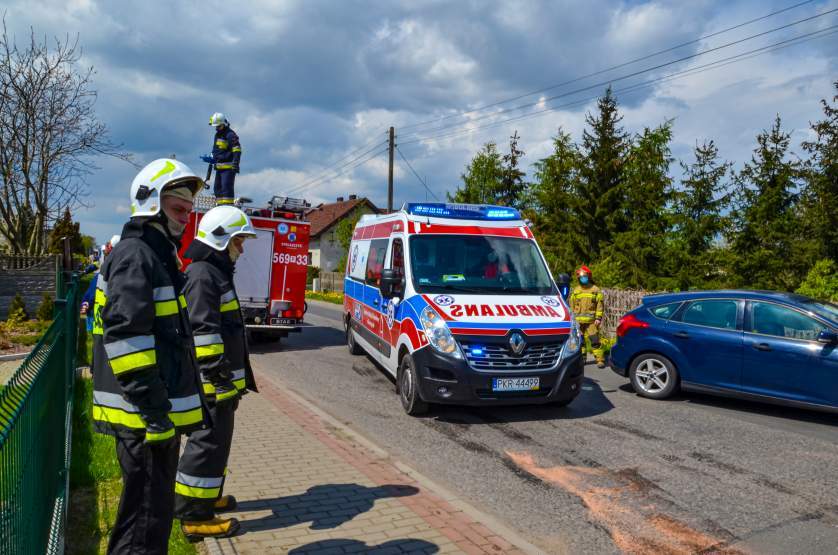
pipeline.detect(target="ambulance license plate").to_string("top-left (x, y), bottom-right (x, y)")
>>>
top-left (492, 377), bottom-right (539, 392)
top-left (270, 318), bottom-right (295, 325)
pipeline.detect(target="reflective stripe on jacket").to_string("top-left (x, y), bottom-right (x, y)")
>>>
top-left (92, 220), bottom-right (208, 437)
top-left (569, 284), bottom-right (604, 323)
top-left (212, 127), bottom-right (241, 170)
top-left (183, 241), bottom-right (257, 400)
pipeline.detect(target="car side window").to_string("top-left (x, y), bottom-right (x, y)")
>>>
top-left (365, 239), bottom-right (388, 287)
top-left (680, 300), bottom-right (738, 330)
top-left (649, 302), bottom-right (681, 320)
top-left (750, 301), bottom-right (824, 341)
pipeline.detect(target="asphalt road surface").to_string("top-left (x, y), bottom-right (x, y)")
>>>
top-left (250, 300), bottom-right (838, 554)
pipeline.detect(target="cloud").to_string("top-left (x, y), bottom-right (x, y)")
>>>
top-left (1, 0), bottom-right (834, 244)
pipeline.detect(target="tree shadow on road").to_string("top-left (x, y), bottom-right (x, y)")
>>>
top-left (235, 483), bottom-right (419, 533)
top-left (432, 377), bottom-right (614, 425)
top-left (288, 538), bottom-right (439, 554)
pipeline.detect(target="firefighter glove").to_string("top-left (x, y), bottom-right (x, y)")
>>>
top-left (200, 154), bottom-right (214, 164)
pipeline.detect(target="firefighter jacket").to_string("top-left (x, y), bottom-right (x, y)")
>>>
top-left (92, 219), bottom-right (208, 439)
top-left (183, 240), bottom-right (257, 403)
top-left (570, 284), bottom-right (604, 324)
top-left (211, 127), bottom-right (241, 171)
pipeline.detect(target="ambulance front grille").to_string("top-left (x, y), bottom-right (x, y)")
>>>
top-left (460, 341), bottom-right (564, 372)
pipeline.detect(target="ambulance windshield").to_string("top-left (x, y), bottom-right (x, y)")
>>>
top-left (409, 235), bottom-right (556, 295)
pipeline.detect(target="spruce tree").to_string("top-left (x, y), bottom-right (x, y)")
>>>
top-left (47, 208), bottom-right (84, 255)
top-left (669, 140), bottom-right (732, 289)
top-left (498, 131), bottom-right (527, 209)
top-left (728, 116), bottom-right (806, 290)
top-left (801, 81), bottom-right (838, 263)
top-left (530, 130), bottom-right (582, 274)
top-left (577, 87), bottom-right (630, 259)
top-left (449, 142), bottom-right (504, 204)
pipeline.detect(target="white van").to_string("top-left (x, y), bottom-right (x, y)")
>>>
top-left (343, 203), bottom-right (583, 415)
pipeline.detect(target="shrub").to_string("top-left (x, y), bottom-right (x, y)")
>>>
top-left (36, 293), bottom-right (55, 321)
top-left (306, 266), bottom-right (321, 283)
top-left (796, 259), bottom-right (838, 302)
top-left (7, 293), bottom-right (28, 323)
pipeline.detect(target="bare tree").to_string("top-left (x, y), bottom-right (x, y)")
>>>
top-left (0, 17), bottom-right (130, 254)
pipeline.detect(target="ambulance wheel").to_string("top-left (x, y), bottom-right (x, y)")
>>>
top-left (398, 355), bottom-right (428, 416)
top-left (347, 323), bottom-right (364, 355)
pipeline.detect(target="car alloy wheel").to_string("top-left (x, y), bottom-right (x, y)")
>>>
top-left (634, 358), bottom-right (670, 394)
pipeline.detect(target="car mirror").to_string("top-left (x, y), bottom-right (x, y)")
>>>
top-left (557, 273), bottom-right (570, 286)
top-left (817, 329), bottom-right (837, 344)
top-left (379, 268), bottom-right (401, 299)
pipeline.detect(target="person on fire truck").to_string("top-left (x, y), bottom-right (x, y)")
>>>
top-left (569, 265), bottom-right (606, 368)
top-left (201, 112), bottom-right (242, 206)
top-left (175, 205), bottom-right (259, 541)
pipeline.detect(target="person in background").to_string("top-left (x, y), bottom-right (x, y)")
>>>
top-left (201, 112), bottom-right (242, 206)
top-left (569, 265), bottom-right (606, 368)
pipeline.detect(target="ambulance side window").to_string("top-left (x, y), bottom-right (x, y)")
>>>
top-left (366, 239), bottom-right (388, 287)
top-left (390, 238), bottom-right (405, 296)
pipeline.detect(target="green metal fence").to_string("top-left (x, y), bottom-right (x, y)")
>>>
top-left (0, 275), bottom-right (79, 555)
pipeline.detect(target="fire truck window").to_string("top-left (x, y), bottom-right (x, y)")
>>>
top-left (366, 239), bottom-right (388, 287)
top-left (390, 239), bottom-right (405, 296)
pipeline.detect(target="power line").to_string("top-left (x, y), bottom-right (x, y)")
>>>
top-left (285, 147), bottom-right (388, 195)
top-left (399, 7), bottom-right (838, 141)
top-left (396, 146), bottom-right (440, 201)
top-left (399, 0), bottom-right (817, 132)
top-left (399, 25), bottom-right (838, 146)
top-left (292, 137), bottom-right (388, 192)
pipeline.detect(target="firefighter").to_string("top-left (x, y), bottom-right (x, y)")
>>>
top-left (175, 205), bottom-right (259, 540)
top-left (91, 158), bottom-right (207, 555)
top-left (201, 112), bottom-right (241, 206)
top-left (569, 265), bottom-right (606, 368)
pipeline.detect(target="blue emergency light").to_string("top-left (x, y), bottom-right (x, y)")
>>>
top-left (405, 203), bottom-right (521, 221)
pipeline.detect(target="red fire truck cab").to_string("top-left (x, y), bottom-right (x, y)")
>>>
top-left (181, 195), bottom-right (311, 342)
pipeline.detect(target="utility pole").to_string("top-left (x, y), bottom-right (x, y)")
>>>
top-left (387, 126), bottom-right (395, 212)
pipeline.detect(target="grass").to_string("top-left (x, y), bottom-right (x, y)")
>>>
top-left (67, 378), bottom-right (196, 555)
top-left (306, 290), bottom-right (345, 305)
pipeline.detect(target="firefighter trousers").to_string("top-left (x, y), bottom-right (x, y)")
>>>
top-left (213, 170), bottom-right (236, 205)
top-left (579, 321), bottom-right (605, 363)
top-left (107, 434), bottom-right (180, 555)
top-left (174, 400), bottom-right (237, 521)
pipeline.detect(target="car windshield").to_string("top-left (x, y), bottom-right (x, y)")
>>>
top-left (408, 235), bottom-right (556, 295)
top-left (800, 298), bottom-right (838, 323)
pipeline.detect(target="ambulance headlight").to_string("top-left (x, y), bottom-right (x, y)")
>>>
top-left (563, 319), bottom-right (582, 356)
top-left (420, 306), bottom-right (463, 359)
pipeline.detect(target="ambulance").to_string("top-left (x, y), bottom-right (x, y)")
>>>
top-left (181, 195), bottom-right (311, 343)
top-left (343, 203), bottom-right (584, 415)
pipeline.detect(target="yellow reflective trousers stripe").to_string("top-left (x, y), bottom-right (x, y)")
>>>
top-left (175, 483), bottom-right (221, 499)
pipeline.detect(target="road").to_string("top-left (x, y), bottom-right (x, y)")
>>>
top-left (250, 300), bottom-right (838, 554)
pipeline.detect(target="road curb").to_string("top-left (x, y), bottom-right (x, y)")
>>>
top-left (0, 351), bottom-right (30, 362)
top-left (258, 370), bottom-right (545, 555)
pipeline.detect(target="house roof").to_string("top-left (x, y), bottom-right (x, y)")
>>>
top-left (305, 197), bottom-right (379, 238)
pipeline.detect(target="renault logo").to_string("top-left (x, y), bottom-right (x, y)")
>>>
top-left (509, 332), bottom-right (526, 356)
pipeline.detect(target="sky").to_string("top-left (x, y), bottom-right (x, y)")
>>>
top-left (3, 0), bottom-right (837, 245)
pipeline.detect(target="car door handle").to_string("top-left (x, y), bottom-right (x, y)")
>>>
top-left (673, 331), bottom-right (690, 338)
top-left (753, 342), bottom-right (771, 352)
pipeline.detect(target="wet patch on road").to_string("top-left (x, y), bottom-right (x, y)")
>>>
top-left (506, 450), bottom-right (744, 555)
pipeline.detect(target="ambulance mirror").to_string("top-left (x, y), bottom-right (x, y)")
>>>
top-left (557, 273), bottom-right (571, 285)
top-left (380, 268), bottom-right (401, 299)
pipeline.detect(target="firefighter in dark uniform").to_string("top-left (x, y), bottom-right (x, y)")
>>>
top-left (91, 158), bottom-right (208, 555)
top-left (175, 205), bottom-right (259, 540)
top-left (201, 112), bottom-right (241, 206)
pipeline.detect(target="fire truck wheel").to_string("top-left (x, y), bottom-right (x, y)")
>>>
top-left (398, 355), bottom-right (429, 416)
top-left (346, 322), bottom-right (364, 355)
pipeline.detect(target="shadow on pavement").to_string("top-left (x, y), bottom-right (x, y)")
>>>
top-left (237, 483), bottom-right (419, 533)
top-left (288, 538), bottom-right (439, 554)
top-left (432, 376), bottom-right (614, 424)
top-left (249, 325), bottom-right (347, 354)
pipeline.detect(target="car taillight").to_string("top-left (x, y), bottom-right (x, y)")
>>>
top-left (295, 309), bottom-right (303, 318)
top-left (616, 313), bottom-right (649, 337)
top-left (283, 309), bottom-right (292, 317)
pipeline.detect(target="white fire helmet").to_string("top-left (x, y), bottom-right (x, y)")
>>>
top-left (129, 158), bottom-right (204, 218)
top-left (194, 205), bottom-right (256, 251)
top-left (209, 112), bottom-right (229, 127)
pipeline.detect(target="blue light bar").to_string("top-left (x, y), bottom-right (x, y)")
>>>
top-left (405, 203), bottom-right (521, 221)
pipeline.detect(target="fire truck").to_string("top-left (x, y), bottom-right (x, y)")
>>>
top-left (180, 195), bottom-right (311, 342)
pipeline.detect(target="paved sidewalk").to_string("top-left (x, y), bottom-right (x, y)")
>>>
top-left (206, 371), bottom-right (534, 555)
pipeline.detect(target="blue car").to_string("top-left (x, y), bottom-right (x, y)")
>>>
top-left (609, 290), bottom-right (838, 413)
